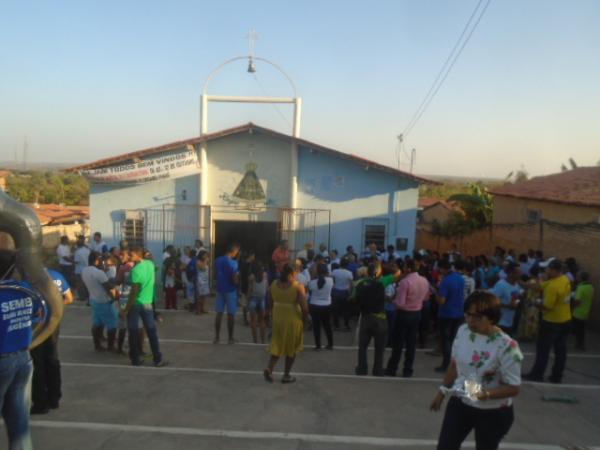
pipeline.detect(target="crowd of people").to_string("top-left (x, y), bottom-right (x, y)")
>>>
top-left (1, 233), bottom-right (590, 449)
top-left (155, 238), bottom-right (593, 449)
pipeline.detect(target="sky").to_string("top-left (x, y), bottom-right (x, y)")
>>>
top-left (1, 0), bottom-right (599, 178)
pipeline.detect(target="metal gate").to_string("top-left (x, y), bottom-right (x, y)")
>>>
top-left (279, 207), bottom-right (331, 254)
top-left (132, 204), bottom-right (211, 254)
top-left (119, 203), bottom-right (329, 257)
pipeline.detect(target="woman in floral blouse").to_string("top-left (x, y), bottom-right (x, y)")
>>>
top-left (430, 290), bottom-right (523, 450)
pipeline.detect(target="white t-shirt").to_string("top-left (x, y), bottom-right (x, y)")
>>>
top-left (331, 268), bottom-right (353, 291)
top-left (462, 275), bottom-right (475, 298)
top-left (196, 268), bottom-right (210, 296)
top-left (382, 252), bottom-right (400, 263)
top-left (296, 249), bottom-right (308, 260)
top-left (74, 246), bottom-right (91, 275)
top-left (57, 244), bottom-right (73, 266)
top-left (106, 266), bottom-right (117, 280)
top-left (296, 271), bottom-right (310, 289)
top-left (164, 274), bottom-right (176, 288)
top-left (451, 324), bottom-right (523, 410)
top-left (81, 266), bottom-right (112, 303)
top-left (308, 277), bottom-right (334, 306)
top-left (91, 240), bottom-right (107, 253)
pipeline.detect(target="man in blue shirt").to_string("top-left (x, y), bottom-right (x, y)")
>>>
top-left (490, 262), bottom-right (523, 336)
top-left (0, 250), bottom-right (40, 449)
top-left (435, 259), bottom-right (465, 373)
top-left (214, 243), bottom-right (240, 344)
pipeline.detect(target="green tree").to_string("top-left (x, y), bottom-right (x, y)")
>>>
top-left (431, 183), bottom-right (493, 238)
top-left (448, 183), bottom-right (493, 228)
top-left (6, 171), bottom-right (89, 205)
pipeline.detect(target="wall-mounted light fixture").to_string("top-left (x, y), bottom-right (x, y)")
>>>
top-left (181, 189), bottom-right (187, 201)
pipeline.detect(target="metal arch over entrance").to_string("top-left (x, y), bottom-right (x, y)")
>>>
top-left (198, 53), bottom-right (303, 232)
top-left (200, 55), bottom-right (302, 138)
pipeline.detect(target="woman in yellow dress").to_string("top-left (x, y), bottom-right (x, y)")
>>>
top-left (263, 263), bottom-right (308, 383)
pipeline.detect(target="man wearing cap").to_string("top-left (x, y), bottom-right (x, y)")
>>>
top-left (524, 259), bottom-right (572, 383)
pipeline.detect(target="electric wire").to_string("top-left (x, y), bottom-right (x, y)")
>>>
top-left (251, 73), bottom-right (292, 128)
top-left (402, 0), bottom-right (492, 138)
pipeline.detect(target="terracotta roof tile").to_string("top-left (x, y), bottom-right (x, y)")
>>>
top-left (490, 167), bottom-right (600, 207)
top-left (26, 203), bottom-right (89, 226)
top-left (68, 123), bottom-right (438, 185)
top-left (418, 197), bottom-right (461, 210)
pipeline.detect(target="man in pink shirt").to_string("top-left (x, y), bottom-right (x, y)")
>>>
top-left (385, 259), bottom-right (430, 378)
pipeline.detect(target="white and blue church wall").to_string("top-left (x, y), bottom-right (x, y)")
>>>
top-left (89, 149), bottom-right (201, 259)
top-left (206, 131), bottom-right (291, 222)
top-left (297, 145), bottom-right (418, 257)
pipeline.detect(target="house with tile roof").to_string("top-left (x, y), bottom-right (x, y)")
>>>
top-left (417, 197), bottom-right (462, 226)
top-left (70, 123), bottom-right (434, 263)
top-left (490, 167), bottom-right (600, 225)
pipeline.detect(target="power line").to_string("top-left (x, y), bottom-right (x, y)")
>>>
top-left (251, 73), bottom-right (292, 128)
top-left (403, 0), bottom-right (484, 137)
top-left (402, 0), bottom-right (493, 138)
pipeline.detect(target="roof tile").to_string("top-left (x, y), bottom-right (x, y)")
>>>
top-left (490, 167), bottom-right (600, 207)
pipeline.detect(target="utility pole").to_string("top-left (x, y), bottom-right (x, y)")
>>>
top-left (410, 148), bottom-right (416, 173)
top-left (22, 136), bottom-right (28, 171)
top-left (396, 134), bottom-right (403, 170)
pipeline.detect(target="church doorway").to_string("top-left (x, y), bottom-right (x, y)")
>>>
top-left (213, 220), bottom-right (280, 265)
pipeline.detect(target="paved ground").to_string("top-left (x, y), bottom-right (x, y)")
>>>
top-left (16, 299), bottom-right (600, 449)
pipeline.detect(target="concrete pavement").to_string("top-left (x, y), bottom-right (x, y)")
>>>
top-left (14, 301), bottom-right (600, 449)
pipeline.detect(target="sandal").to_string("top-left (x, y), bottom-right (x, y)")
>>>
top-left (281, 376), bottom-right (296, 384)
top-left (263, 369), bottom-right (273, 383)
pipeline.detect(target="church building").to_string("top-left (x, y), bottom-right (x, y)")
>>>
top-left (72, 122), bottom-right (430, 263)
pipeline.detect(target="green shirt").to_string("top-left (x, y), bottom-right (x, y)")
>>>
top-left (131, 260), bottom-right (155, 305)
top-left (573, 283), bottom-right (594, 321)
top-left (380, 274), bottom-right (396, 288)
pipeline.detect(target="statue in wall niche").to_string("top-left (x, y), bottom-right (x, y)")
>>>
top-left (233, 162), bottom-right (266, 202)
top-left (219, 162), bottom-right (270, 208)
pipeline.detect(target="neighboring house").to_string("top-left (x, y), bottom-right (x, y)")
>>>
top-left (69, 123), bottom-right (433, 263)
top-left (0, 170), bottom-right (11, 192)
top-left (418, 197), bottom-right (459, 225)
top-left (490, 167), bottom-right (600, 225)
top-left (27, 203), bottom-right (90, 248)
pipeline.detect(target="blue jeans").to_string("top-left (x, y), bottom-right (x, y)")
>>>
top-left (215, 291), bottom-right (238, 315)
top-left (127, 304), bottom-right (163, 366)
top-left (0, 351), bottom-right (33, 450)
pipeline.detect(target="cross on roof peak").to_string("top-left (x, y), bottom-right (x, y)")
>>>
top-left (246, 29), bottom-right (259, 57)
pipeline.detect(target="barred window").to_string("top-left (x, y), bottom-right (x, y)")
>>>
top-left (364, 224), bottom-right (386, 250)
top-left (123, 211), bottom-right (145, 248)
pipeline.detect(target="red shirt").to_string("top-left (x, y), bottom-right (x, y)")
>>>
top-left (272, 247), bottom-right (290, 272)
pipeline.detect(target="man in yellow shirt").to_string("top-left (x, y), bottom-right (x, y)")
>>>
top-left (524, 259), bottom-right (572, 383)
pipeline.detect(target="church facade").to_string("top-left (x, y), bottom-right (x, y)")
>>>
top-left (73, 123), bottom-right (429, 263)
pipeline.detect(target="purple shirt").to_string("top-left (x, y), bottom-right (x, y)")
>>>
top-left (394, 272), bottom-right (430, 312)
